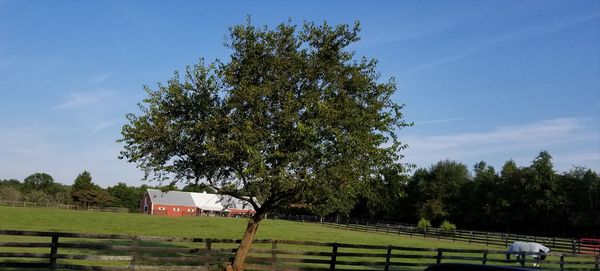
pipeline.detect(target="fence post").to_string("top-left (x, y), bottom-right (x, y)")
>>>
top-left (469, 232), bottom-right (473, 244)
top-left (49, 234), bottom-right (59, 271)
top-left (384, 246), bottom-right (392, 271)
top-left (271, 240), bottom-right (277, 265)
top-left (505, 233), bottom-right (508, 247)
top-left (205, 239), bottom-right (212, 270)
top-left (520, 252), bottom-right (526, 267)
top-left (572, 238), bottom-right (577, 254)
top-left (486, 232), bottom-right (489, 246)
top-left (436, 249), bottom-right (443, 264)
top-left (482, 251), bottom-right (488, 265)
top-left (594, 254), bottom-right (598, 271)
top-left (559, 254), bottom-right (564, 271)
top-left (330, 243), bottom-right (338, 271)
top-left (386, 224), bottom-right (389, 234)
top-left (130, 237), bottom-right (139, 271)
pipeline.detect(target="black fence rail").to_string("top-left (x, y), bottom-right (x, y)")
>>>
top-left (275, 215), bottom-right (587, 254)
top-left (1, 230), bottom-right (599, 271)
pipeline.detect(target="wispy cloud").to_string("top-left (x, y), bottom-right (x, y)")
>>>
top-left (89, 118), bottom-right (122, 133)
top-left (533, 14), bottom-right (600, 39)
top-left (0, 125), bottom-right (58, 156)
top-left (407, 118), bottom-right (585, 152)
top-left (402, 118), bottom-right (599, 171)
top-left (357, 18), bottom-right (460, 48)
top-left (88, 72), bottom-right (114, 85)
top-left (409, 27), bottom-right (531, 73)
top-left (415, 118), bottom-right (463, 125)
top-left (408, 14), bottom-right (599, 73)
top-left (51, 92), bottom-right (99, 110)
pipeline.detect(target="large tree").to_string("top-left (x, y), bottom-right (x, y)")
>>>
top-left (70, 171), bottom-right (113, 207)
top-left (119, 19), bottom-right (409, 271)
top-left (412, 160), bottom-right (469, 223)
top-left (23, 173), bottom-right (54, 192)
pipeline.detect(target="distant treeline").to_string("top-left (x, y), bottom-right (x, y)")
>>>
top-left (348, 151), bottom-right (599, 237)
top-left (1, 151), bottom-right (598, 237)
top-left (0, 172), bottom-right (214, 212)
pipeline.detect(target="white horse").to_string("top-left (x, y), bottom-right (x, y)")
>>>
top-left (507, 241), bottom-right (550, 267)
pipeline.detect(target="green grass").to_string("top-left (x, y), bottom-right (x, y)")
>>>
top-left (1, 206), bottom-right (597, 270)
top-left (0, 206), bottom-right (496, 249)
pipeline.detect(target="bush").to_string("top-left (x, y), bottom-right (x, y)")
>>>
top-left (416, 217), bottom-right (432, 231)
top-left (440, 219), bottom-right (457, 232)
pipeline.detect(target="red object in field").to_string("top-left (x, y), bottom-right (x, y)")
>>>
top-left (579, 238), bottom-right (600, 254)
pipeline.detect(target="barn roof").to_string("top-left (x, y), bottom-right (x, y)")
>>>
top-left (147, 189), bottom-right (195, 206)
top-left (146, 189), bottom-right (256, 211)
top-left (190, 192), bottom-right (224, 211)
top-left (219, 195), bottom-right (255, 210)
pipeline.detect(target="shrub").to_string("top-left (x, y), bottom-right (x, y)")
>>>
top-left (440, 219), bottom-right (457, 232)
top-left (416, 217), bottom-right (432, 231)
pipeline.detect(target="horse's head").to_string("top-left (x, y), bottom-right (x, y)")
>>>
top-left (538, 249), bottom-right (548, 260)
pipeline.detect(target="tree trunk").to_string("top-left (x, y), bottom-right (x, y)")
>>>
top-left (231, 216), bottom-right (262, 271)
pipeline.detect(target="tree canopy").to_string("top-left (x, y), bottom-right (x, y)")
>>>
top-left (119, 19), bottom-right (410, 270)
top-left (23, 173), bottom-right (54, 191)
top-left (71, 171), bottom-right (113, 207)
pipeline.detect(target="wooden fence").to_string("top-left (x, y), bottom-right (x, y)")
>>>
top-left (0, 200), bottom-right (129, 213)
top-left (276, 215), bottom-right (586, 254)
top-left (1, 230), bottom-right (598, 271)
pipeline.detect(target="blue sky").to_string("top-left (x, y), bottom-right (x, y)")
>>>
top-left (0, 1), bottom-right (598, 187)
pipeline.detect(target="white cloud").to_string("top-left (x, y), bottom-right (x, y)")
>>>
top-left (88, 72), bottom-right (114, 85)
top-left (0, 125), bottom-right (57, 156)
top-left (408, 14), bottom-right (599, 73)
top-left (401, 118), bottom-right (599, 171)
top-left (407, 118), bottom-right (584, 152)
top-left (0, 122), bottom-right (142, 187)
top-left (51, 92), bottom-right (99, 110)
top-left (415, 118), bottom-right (463, 125)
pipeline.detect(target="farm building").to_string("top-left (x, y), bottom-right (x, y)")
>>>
top-left (140, 189), bottom-right (256, 217)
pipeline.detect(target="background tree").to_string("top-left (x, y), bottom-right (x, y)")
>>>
top-left (119, 19), bottom-right (410, 270)
top-left (558, 167), bottom-right (600, 231)
top-left (0, 185), bottom-right (22, 201)
top-left (23, 173), bottom-right (54, 192)
top-left (455, 161), bottom-right (498, 229)
top-left (107, 183), bottom-right (149, 211)
top-left (0, 179), bottom-right (22, 201)
top-left (71, 171), bottom-right (113, 206)
top-left (412, 160), bottom-right (469, 224)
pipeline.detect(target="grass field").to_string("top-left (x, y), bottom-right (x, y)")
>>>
top-left (2, 206), bottom-right (598, 270)
top-left (0, 206), bottom-right (497, 250)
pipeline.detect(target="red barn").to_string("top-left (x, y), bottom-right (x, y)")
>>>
top-left (140, 189), bottom-right (197, 216)
top-left (140, 189), bottom-right (255, 217)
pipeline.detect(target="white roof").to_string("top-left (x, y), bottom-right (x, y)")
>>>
top-left (147, 189), bottom-right (195, 206)
top-left (146, 188), bottom-right (256, 212)
top-left (190, 192), bottom-right (226, 211)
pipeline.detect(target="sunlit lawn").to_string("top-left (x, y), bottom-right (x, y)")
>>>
top-left (0, 206), bottom-right (498, 250)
